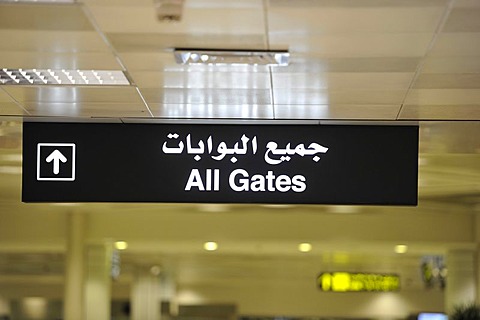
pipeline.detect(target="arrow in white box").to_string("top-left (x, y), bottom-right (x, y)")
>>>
top-left (46, 150), bottom-right (67, 175)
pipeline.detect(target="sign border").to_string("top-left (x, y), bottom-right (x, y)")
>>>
top-left (36, 143), bottom-right (76, 181)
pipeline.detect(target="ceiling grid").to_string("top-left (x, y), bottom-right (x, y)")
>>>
top-left (396, 0), bottom-right (457, 120)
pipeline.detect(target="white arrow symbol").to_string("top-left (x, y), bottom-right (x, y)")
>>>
top-left (46, 149), bottom-right (67, 175)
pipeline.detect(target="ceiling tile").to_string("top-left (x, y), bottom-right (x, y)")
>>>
top-left (24, 102), bottom-right (150, 118)
top-left (268, 0), bottom-right (449, 8)
top-left (140, 88), bottom-right (271, 105)
top-left (0, 89), bottom-right (15, 103)
top-left (272, 56), bottom-right (420, 73)
top-left (274, 104), bottom-right (401, 120)
top-left (404, 89), bottom-right (480, 105)
top-left (81, 0), bottom-right (156, 6)
top-left (429, 33), bottom-right (480, 57)
top-left (270, 34), bottom-right (434, 57)
top-left (82, 0), bottom-right (262, 8)
top-left (268, 7), bottom-right (444, 34)
top-left (89, 7), bottom-right (265, 35)
top-left (0, 30), bottom-right (110, 53)
top-left (421, 57), bottom-right (480, 73)
top-left (399, 105), bottom-right (480, 120)
top-left (3, 87), bottom-right (143, 104)
top-left (107, 33), bottom-right (266, 53)
top-left (0, 103), bottom-right (27, 116)
top-left (443, 9), bottom-right (480, 32)
top-left (149, 103), bottom-right (273, 119)
top-left (185, 0), bottom-right (262, 8)
top-left (119, 52), bottom-right (180, 71)
top-left (272, 73), bottom-right (413, 90)
top-left (273, 89), bottom-right (406, 105)
top-left (0, 4), bottom-right (94, 31)
top-left (413, 74), bottom-right (480, 89)
top-left (0, 52), bottom-right (122, 70)
top-left (130, 71), bottom-right (271, 89)
top-left (454, 0), bottom-right (480, 7)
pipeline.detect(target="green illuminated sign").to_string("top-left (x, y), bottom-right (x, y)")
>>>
top-left (317, 272), bottom-right (400, 292)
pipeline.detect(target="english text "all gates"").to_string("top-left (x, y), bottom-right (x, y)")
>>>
top-left (162, 133), bottom-right (329, 193)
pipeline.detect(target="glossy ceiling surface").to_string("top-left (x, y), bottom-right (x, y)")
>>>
top-left (0, 0), bottom-right (480, 304)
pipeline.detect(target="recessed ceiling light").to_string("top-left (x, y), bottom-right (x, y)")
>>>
top-left (174, 48), bottom-right (290, 66)
top-left (0, 69), bottom-right (130, 86)
top-left (114, 241), bottom-right (128, 251)
top-left (203, 241), bottom-right (218, 251)
top-left (298, 243), bottom-right (312, 253)
top-left (394, 244), bottom-right (408, 254)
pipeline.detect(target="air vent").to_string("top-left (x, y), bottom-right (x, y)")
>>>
top-left (0, 69), bottom-right (130, 85)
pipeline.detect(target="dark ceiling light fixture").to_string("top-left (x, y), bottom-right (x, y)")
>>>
top-left (154, 0), bottom-right (184, 22)
top-left (173, 48), bottom-right (290, 66)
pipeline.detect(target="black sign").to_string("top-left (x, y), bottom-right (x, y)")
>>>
top-left (22, 122), bottom-right (418, 204)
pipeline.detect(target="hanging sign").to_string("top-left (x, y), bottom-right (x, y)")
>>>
top-left (317, 272), bottom-right (400, 292)
top-left (22, 122), bottom-right (418, 204)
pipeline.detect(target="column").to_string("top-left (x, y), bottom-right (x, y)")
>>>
top-left (160, 272), bottom-right (177, 317)
top-left (64, 212), bottom-right (86, 320)
top-left (85, 242), bottom-right (113, 320)
top-left (476, 213), bottom-right (480, 305)
top-left (131, 266), bottom-right (162, 320)
top-left (0, 297), bottom-right (10, 318)
top-left (445, 250), bottom-right (477, 314)
top-left (477, 249), bottom-right (480, 306)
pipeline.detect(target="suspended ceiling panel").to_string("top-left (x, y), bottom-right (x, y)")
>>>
top-left (0, 0), bottom-right (478, 120)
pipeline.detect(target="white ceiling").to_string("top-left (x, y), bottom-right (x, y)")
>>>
top-left (0, 0), bottom-right (480, 302)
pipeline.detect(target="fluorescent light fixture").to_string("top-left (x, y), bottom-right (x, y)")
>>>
top-left (174, 48), bottom-right (290, 66)
top-left (0, 69), bottom-right (130, 85)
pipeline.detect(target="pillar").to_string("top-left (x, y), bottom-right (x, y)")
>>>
top-left (0, 296), bottom-right (10, 318)
top-left (131, 266), bottom-right (162, 320)
top-left (85, 242), bottom-right (113, 320)
top-left (445, 250), bottom-right (477, 314)
top-left (478, 248), bottom-right (480, 305)
top-left (64, 212), bottom-right (86, 320)
top-left (160, 272), bottom-right (177, 317)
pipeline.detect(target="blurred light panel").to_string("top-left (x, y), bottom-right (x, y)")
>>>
top-left (394, 244), bottom-right (408, 254)
top-left (0, 69), bottom-right (130, 86)
top-left (203, 241), bottom-right (218, 251)
top-left (174, 49), bottom-right (289, 66)
top-left (298, 243), bottom-right (312, 252)
top-left (114, 241), bottom-right (128, 250)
